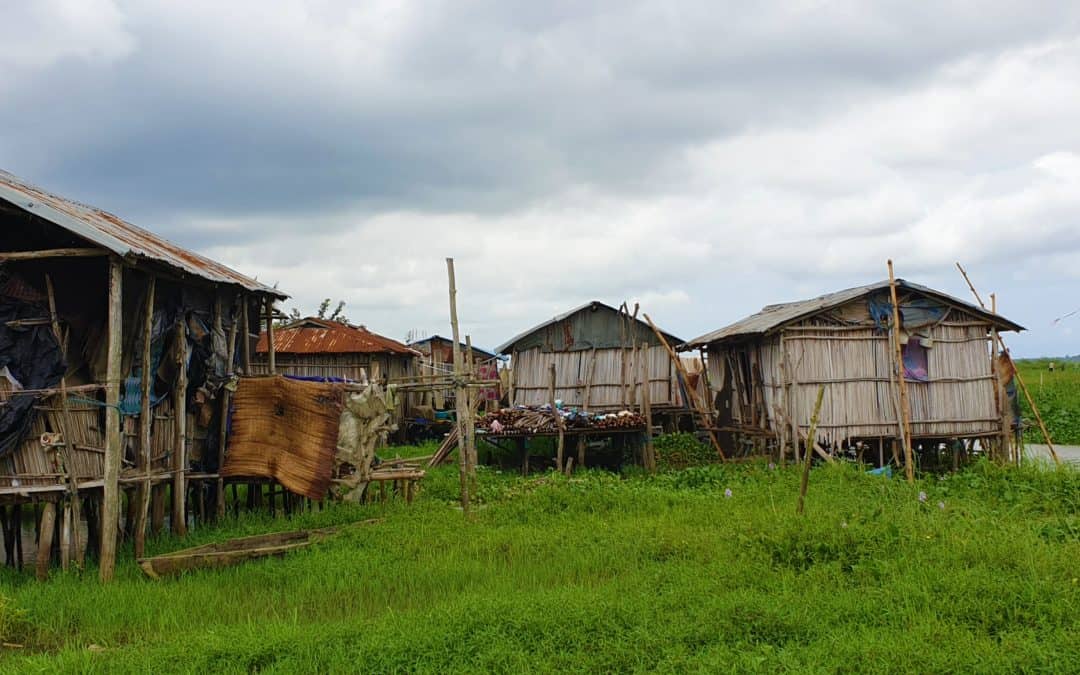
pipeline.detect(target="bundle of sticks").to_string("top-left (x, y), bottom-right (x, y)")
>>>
top-left (477, 406), bottom-right (645, 435)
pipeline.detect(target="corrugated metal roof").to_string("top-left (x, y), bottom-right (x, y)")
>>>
top-left (495, 300), bottom-right (683, 354)
top-left (257, 318), bottom-right (419, 355)
top-left (0, 169), bottom-right (285, 297)
top-left (681, 279), bottom-right (1024, 348)
top-left (407, 334), bottom-right (497, 359)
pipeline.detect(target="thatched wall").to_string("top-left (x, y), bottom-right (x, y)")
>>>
top-left (707, 308), bottom-right (1000, 442)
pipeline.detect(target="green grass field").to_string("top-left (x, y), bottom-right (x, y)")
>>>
top-left (2, 456), bottom-right (1079, 673)
top-left (1016, 359), bottom-right (1080, 445)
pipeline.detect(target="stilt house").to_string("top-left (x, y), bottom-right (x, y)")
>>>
top-left (496, 301), bottom-right (686, 412)
top-left (680, 280), bottom-right (1023, 464)
top-left (0, 169), bottom-right (286, 580)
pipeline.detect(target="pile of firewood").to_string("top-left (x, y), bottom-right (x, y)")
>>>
top-left (477, 406), bottom-right (645, 435)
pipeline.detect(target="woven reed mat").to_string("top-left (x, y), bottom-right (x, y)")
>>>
top-left (222, 376), bottom-right (343, 499)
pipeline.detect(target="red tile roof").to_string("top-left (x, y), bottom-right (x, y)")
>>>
top-left (256, 318), bottom-right (418, 356)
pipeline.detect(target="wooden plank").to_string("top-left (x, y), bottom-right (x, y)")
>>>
top-left (550, 363), bottom-right (564, 471)
top-left (134, 275), bottom-right (156, 558)
top-left (100, 257), bottom-right (123, 583)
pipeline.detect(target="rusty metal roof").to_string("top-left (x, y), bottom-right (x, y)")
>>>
top-left (0, 169), bottom-right (285, 297)
top-left (257, 318), bottom-right (419, 355)
top-left (407, 335), bottom-right (497, 360)
top-left (681, 279), bottom-right (1023, 348)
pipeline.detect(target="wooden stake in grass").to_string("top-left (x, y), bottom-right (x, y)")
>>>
top-left (100, 257), bottom-right (123, 583)
top-left (446, 258), bottom-right (470, 515)
top-left (796, 385), bottom-right (825, 515)
top-left (887, 261), bottom-right (915, 484)
top-left (955, 262), bottom-right (1060, 466)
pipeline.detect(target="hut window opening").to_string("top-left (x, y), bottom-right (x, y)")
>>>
top-left (901, 336), bottom-right (929, 382)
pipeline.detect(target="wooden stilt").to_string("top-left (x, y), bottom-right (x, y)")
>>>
top-left (550, 363), bottom-right (564, 472)
top-left (37, 502), bottom-right (57, 580)
top-left (100, 258), bottom-right (123, 582)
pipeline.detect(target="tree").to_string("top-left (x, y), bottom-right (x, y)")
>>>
top-left (278, 299), bottom-right (348, 326)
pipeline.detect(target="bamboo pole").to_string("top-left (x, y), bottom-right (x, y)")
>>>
top-left (641, 341), bottom-right (655, 472)
top-left (134, 275), bottom-right (156, 558)
top-left (955, 262), bottom-right (1059, 465)
top-left (643, 313), bottom-right (726, 460)
top-left (549, 363), bottom-right (565, 472)
top-left (100, 257), bottom-right (123, 583)
top-left (240, 298), bottom-right (251, 375)
top-left (465, 334), bottom-right (478, 488)
top-left (797, 384), bottom-right (826, 515)
top-left (446, 258), bottom-right (469, 514)
top-left (887, 260), bottom-right (915, 483)
top-left (172, 315), bottom-right (188, 536)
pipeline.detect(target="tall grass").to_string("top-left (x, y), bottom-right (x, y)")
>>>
top-left (2, 458), bottom-right (1079, 672)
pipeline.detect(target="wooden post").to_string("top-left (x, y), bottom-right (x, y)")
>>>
top-left (465, 335), bottom-right (478, 481)
top-left (36, 502), bottom-right (57, 580)
top-left (955, 262), bottom-right (1059, 465)
top-left (44, 273), bottom-right (82, 567)
top-left (582, 347), bottom-right (597, 412)
top-left (446, 258), bottom-right (470, 514)
top-left (172, 315), bottom-right (188, 536)
top-left (508, 349), bottom-right (517, 407)
top-left (990, 293), bottom-right (1012, 463)
top-left (240, 298), bottom-right (251, 375)
top-left (549, 363), bottom-right (564, 472)
top-left (887, 260), bottom-right (915, 483)
top-left (134, 275), bottom-right (156, 558)
top-left (641, 341), bottom-right (655, 472)
top-left (796, 385), bottom-right (826, 515)
top-left (217, 296), bottom-right (240, 519)
top-left (100, 258), bottom-right (123, 583)
top-left (265, 297), bottom-right (276, 375)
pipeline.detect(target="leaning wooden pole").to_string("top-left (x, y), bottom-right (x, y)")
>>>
top-left (887, 260), bottom-right (915, 483)
top-left (446, 258), bottom-right (470, 515)
top-left (100, 257), bottom-right (124, 582)
top-left (134, 275), bottom-right (157, 558)
top-left (643, 313), bottom-right (726, 460)
top-left (955, 262), bottom-right (1060, 466)
top-left (796, 385), bottom-right (826, 515)
top-left (217, 296), bottom-right (240, 519)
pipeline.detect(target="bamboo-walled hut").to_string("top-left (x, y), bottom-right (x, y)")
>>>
top-left (496, 301), bottom-right (686, 413)
top-left (0, 169), bottom-right (286, 581)
top-left (680, 280), bottom-right (1023, 465)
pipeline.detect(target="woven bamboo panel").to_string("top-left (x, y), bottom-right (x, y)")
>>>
top-left (221, 376), bottom-right (342, 499)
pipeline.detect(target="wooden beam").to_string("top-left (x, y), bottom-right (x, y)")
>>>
top-left (265, 297), bottom-right (276, 374)
top-left (36, 502), bottom-right (56, 580)
top-left (240, 297), bottom-right (251, 374)
top-left (0, 248), bottom-right (106, 261)
top-left (887, 260), bottom-right (915, 484)
top-left (134, 275), bottom-right (156, 558)
top-left (216, 295), bottom-right (239, 520)
top-left (100, 257), bottom-right (123, 582)
top-left (550, 363), bottom-right (564, 472)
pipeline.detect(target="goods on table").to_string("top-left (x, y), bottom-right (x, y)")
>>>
top-left (477, 405), bottom-right (645, 435)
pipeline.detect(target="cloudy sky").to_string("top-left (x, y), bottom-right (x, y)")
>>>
top-left (3, 1), bottom-right (1079, 356)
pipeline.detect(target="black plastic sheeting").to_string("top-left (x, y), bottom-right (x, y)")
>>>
top-left (0, 298), bottom-right (65, 457)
